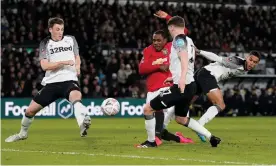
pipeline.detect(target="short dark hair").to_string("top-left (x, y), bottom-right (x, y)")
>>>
top-left (249, 50), bottom-right (261, 60)
top-left (167, 16), bottom-right (185, 28)
top-left (48, 17), bottom-right (64, 28)
top-left (153, 30), bottom-right (167, 39)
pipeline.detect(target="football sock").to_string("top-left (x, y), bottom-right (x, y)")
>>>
top-left (19, 114), bottom-right (34, 137)
top-left (186, 118), bottom-right (212, 139)
top-left (73, 100), bottom-right (89, 127)
top-left (155, 111), bottom-right (164, 139)
top-left (144, 114), bottom-right (156, 142)
top-left (161, 129), bottom-right (180, 142)
top-left (163, 107), bottom-right (175, 129)
top-left (198, 105), bottom-right (220, 126)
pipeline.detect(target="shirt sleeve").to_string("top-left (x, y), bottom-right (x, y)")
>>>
top-left (173, 34), bottom-right (188, 53)
top-left (139, 47), bottom-right (160, 75)
top-left (71, 36), bottom-right (79, 55)
top-left (39, 40), bottom-right (48, 60)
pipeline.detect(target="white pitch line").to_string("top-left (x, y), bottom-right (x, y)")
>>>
top-left (1, 148), bottom-right (256, 165)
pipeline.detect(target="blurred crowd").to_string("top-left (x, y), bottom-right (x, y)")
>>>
top-left (2, 0), bottom-right (276, 52)
top-left (1, 0), bottom-right (276, 115)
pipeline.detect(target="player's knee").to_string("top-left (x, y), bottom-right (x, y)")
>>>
top-left (175, 116), bottom-right (189, 125)
top-left (213, 102), bottom-right (226, 111)
top-left (144, 103), bottom-right (153, 115)
top-left (211, 100), bottom-right (225, 111)
top-left (25, 106), bottom-right (40, 117)
top-left (25, 100), bottom-right (42, 117)
top-left (69, 90), bottom-right (82, 102)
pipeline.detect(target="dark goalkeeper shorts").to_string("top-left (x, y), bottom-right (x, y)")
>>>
top-left (194, 68), bottom-right (219, 95)
top-left (33, 81), bottom-right (80, 107)
top-left (150, 82), bottom-right (197, 117)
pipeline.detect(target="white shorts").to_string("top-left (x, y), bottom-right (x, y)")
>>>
top-left (146, 87), bottom-right (170, 103)
top-left (146, 87), bottom-right (173, 113)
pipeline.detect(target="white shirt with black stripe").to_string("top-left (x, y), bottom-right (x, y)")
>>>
top-left (39, 35), bottom-right (79, 86)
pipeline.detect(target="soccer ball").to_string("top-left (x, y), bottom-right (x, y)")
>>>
top-left (101, 98), bottom-right (120, 116)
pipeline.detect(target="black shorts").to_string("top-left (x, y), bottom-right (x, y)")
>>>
top-left (33, 81), bottom-right (80, 107)
top-left (150, 82), bottom-right (197, 117)
top-left (194, 68), bottom-right (219, 95)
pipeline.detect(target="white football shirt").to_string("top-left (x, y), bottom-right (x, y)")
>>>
top-left (169, 34), bottom-right (195, 85)
top-left (39, 35), bottom-right (79, 85)
top-left (204, 56), bottom-right (247, 82)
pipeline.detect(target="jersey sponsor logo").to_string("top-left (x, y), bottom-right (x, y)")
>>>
top-left (57, 99), bottom-right (73, 119)
top-left (49, 46), bottom-right (73, 54)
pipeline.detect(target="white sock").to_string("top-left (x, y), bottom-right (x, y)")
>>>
top-left (145, 115), bottom-right (156, 142)
top-left (19, 114), bottom-right (34, 137)
top-left (73, 102), bottom-right (89, 127)
top-left (163, 107), bottom-right (175, 129)
top-left (198, 106), bottom-right (219, 126)
top-left (187, 118), bottom-right (212, 139)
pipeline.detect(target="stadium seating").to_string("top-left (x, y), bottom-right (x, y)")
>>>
top-left (2, 0), bottom-right (275, 115)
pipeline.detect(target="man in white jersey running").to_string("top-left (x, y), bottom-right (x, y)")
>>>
top-left (136, 16), bottom-right (221, 148)
top-left (163, 50), bottom-right (261, 142)
top-left (5, 17), bottom-right (91, 143)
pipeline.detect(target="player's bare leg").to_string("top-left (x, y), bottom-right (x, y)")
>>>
top-left (194, 89), bottom-right (225, 141)
top-left (69, 90), bottom-right (91, 137)
top-left (5, 100), bottom-right (42, 142)
top-left (198, 89), bottom-right (225, 126)
top-left (136, 103), bottom-right (157, 148)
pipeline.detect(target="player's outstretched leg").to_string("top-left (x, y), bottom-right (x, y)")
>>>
top-left (69, 90), bottom-right (91, 137)
top-left (196, 89), bottom-right (225, 142)
top-left (175, 116), bottom-right (221, 147)
top-left (5, 100), bottom-right (42, 142)
top-left (198, 89), bottom-right (225, 126)
top-left (136, 103), bottom-right (157, 148)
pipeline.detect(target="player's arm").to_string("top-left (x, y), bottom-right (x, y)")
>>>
top-left (198, 50), bottom-right (223, 63)
top-left (72, 36), bottom-right (81, 75)
top-left (39, 41), bottom-right (73, 71)
top-left (154, 10), bottom-right (188, 34)
top-left (139, 48), bottom-right (162, 75)
top-left (174, 35), bottom-right (188, 93)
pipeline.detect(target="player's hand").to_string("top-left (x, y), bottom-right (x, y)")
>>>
top-left (159, 64), bottom-right (169, 72)
top-left (163, 77), bottom-right (173, 85)
top-left (64, 60), bottom-right (75, 66)
top-left (76, 65), bottom-right (81, 76)
top-left (154, 10), bottom-right (168, 19)
top-left (178, 78), bottom-right (186, 93)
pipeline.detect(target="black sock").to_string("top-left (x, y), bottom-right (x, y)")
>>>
top-left (161, 129), bottom-right (180, 143)
top-left (155, 111), bottom-right (164, 139)
top-left (25, 113), bottom-right (33, 119)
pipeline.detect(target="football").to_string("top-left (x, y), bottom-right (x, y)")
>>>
top-left (101, 98), bottom-right (120, 116)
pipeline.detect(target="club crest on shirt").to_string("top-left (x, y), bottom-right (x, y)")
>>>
top-left (162, 48), bottom-right (168, 55)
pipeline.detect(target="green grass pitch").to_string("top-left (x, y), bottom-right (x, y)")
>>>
top-left (1, 117), bottom-right (276, 165)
